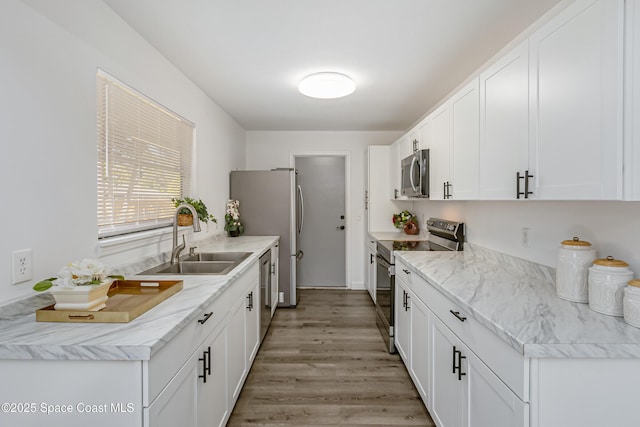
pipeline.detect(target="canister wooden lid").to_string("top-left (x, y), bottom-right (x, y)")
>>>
top-left (593, 256), bottom-right (629, 267)
top-left (628, 280), bottom-right (640, 288)
top-left (561, 237), bottom-right (592, 247)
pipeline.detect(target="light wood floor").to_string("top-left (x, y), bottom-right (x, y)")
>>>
top-left (227, 289), bottom-right (435, 426)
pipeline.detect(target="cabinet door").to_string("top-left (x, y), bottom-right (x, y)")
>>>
top-left (430, 314), bottom-right (464, 427)
top-left (626, 0), bottom-right (640, 200)
top-left (410, 294), bottom-right (430, 403)
top-left (395, 279), bottom-right (411, 362)
top-left (147, 355), bottom-right (198, 427)
top-left (479, 40), bottom-right (530, 199)
top-left (465, 347), bottom-right (528, 427)
top-left (389, 138), bottom-right (402, 199)
top-left (246, 280), bottom-right (260, 363)
top-left (227, 296), bottom-right (247, 402)
top-left (367, 146), bottom-right (396, 231)
top-left (451, 78), bottom-right (480, 200)
top-left (270, 244), bottom-right (279, 317)
top-left (197, 325), bottom-right (229, 427)
top-left (530, 0), bottom-right (623, 200)
top-left (366, 240), bottom-right (377, 303)
top-left (425, 103), bottom-right (452, 200)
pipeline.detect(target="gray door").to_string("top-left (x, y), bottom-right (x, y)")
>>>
top-left (296, 156), bottom-right (346, 287)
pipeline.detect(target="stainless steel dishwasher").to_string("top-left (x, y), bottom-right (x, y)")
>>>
top-left (259, 251), bottom-right (272, 342)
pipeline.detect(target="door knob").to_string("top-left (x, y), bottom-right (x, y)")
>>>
top-left (336, 225), bottom-right (345, 230)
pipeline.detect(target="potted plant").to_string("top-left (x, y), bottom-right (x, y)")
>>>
top-left (32, 259), bottom-right (124, 311)
top-left (224, 199), bottom-right (245, 237)
top-left (392, 210), bottom-right (420, 235)
top-left (172, 196), bottom-right (217, 226)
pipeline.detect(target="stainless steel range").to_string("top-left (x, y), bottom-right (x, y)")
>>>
top-left (375, 218), bottom-right (464, 353)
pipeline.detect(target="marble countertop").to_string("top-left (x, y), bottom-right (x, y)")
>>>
top-left (395, 245), bottom-right (640, 358)
top-left (0, 236), bottom-right (278, 361)
top-left (368, 231), bottom-right (428, 242)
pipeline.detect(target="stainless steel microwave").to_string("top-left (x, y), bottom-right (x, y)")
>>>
top-left (400, 149), bottom-right (429, 198)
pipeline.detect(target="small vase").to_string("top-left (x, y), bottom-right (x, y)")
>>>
top-left (404, 220), bottom-right (419, 235)
top-left (48, 280), bottom-right (114, 311)
top-left (228, 229), bottom-right (240, 237)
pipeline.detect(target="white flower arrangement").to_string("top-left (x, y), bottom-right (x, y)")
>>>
top-left (33, 259), bottom-right (123, 292)
top-left (224, 199), bottom-right (245, 234)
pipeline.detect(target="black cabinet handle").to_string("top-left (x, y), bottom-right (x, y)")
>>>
top-left (370, 253), bottom-right (374, 264)
top-left (458, 354), bottom-right (467, 381)
top-left (402, 269), bottom-right (410, 275)
top-left (198, 312), bottom-right (213, 324)
top-left (199, 346), bottom-right (210, 383)
top-left (405, 294), bottom-right (410, 311)
top-left (450, 310), bottom-right (467, 322)
top-left (452, 345), bottom-right (457, 374)
top-left (517, 171), bottom-right (534, 199)
top-left (247, 292), bottom-right (253, 311)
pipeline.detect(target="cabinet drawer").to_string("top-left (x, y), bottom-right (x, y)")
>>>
top-left (418, 275), bottom-right (528, 401)
top-left (396, 259), bottom-right (415, 288)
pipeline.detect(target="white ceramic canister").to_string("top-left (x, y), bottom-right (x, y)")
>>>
top-left (623, 280), bottom-right (640, 328)
top-left (555, 237), bottom-right (596, 303)
top-left (588, 257), bottom-right (634, 316)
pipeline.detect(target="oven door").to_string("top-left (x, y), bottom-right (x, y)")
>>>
top-left (375, 253), bottom-right (395, 353)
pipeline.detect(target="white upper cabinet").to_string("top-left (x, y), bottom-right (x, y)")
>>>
top-left (479, 40), bottom-right (531, 199)
top-left (529, 0), bottom-right (624, 200)
top-left (421, 102), bottom-right (452, 200)
top-left (390, 134), bottom-right (412, 200)
top-left (626, 0), bottom-right (640, 200)
top-left (450, 78), bottom-right (480, 200)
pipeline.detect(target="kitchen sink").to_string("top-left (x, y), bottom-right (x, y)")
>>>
top-left (181, 252), bottom-right (251, 263)
top-left (139, 252), bottom-right (252, 275)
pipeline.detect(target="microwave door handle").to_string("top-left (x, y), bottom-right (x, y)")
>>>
top-left (410, 156), bottom-right (419, 192)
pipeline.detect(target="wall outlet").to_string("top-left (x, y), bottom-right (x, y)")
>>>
top-left (279, 291), bottom-right (284, 303)
top-left (12, 249), bottom-right (33, 284)
top-left (521, 227), bottom-right (530, 248)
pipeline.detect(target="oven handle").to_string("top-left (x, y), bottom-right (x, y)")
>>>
top-left (376, 253), bottom-right (394, 277)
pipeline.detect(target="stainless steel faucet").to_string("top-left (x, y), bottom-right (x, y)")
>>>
top-left (171, 203), bottom-right (202, 264)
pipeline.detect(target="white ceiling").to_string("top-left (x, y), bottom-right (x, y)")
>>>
top-left (103, 0), bottom-right (563, 132)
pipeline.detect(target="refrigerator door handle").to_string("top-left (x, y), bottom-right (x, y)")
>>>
top-left (297, 184), bottom-right (304, 235)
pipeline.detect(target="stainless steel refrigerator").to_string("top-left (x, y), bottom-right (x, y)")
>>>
top-left (230, 168), bottom-right (303, 307)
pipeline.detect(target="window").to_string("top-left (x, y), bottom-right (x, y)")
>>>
top-left (97, 71), bottom-right (194, 238)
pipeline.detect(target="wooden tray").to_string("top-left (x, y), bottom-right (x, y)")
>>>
top-left (36, 280), bottom-right (183, 323)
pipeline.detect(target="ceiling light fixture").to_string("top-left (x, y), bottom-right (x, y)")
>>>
top-left (298, 72), bottom-right (356, 99)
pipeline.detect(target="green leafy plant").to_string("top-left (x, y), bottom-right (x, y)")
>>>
top-left (172, 196), bottom-right (217, 224)
top-left (392, 210), bottom-right (417, 229)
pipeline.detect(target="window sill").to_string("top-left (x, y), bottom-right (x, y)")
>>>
top-left (96, 226), bottom-right (190, 257)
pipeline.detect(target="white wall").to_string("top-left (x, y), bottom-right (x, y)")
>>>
top-left (0, 0), bottom-right (246, 304)
top-left (246, 131), bottom-right (401, 289)
top-left (412, 200), bottom-right (640, 276)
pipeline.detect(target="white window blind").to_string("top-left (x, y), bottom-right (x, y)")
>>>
top-left (97, 72), bottom-right (194, 238)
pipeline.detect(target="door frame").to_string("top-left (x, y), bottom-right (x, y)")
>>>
top-left (290, 151), bottom-right (352, 289)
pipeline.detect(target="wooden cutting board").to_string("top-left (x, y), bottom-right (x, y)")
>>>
top-left (36, 280), bottom-right (183, 323)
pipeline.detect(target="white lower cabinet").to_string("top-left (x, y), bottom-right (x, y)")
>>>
top-left (147, 351), bottom-right (198, 427)
top-left (430, 314), bottom-right (465, 427)
top-left (395, 268), bottom-right (430, 403)
top-left (196, 324), bottom-right (228, 427)
top-left (365, 238), bottom-right (377, 303)
top-left (228, 274), bottom-right (260, 404)
top-left (0, 254), bottom-right (269, 427)
top-left (395, 278), bottom-right (410, 361)
top-left (395, 258), bottom-right (528, 427)
top-left (430, 314), bottom-right (527, 427)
